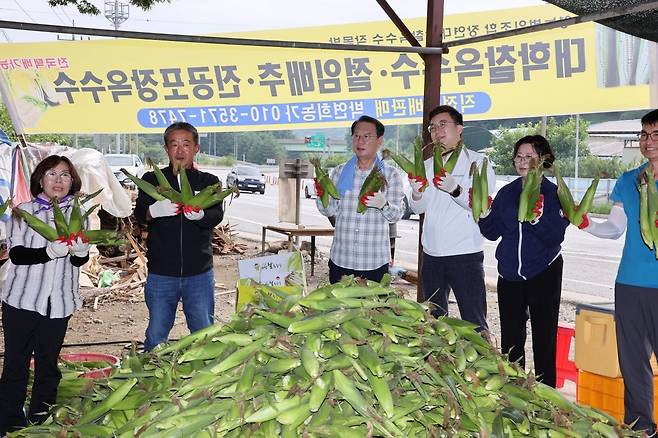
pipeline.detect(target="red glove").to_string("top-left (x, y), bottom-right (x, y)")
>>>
top-left (531, 194), bottom-right (544, 222)
top-left (314, 178), bottom-right (324, 198)
top-left (578, 214), bottom-right (590, 230)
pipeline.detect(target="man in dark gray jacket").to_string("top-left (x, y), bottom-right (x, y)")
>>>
top-left (135, 122), bottom-right (223, 351)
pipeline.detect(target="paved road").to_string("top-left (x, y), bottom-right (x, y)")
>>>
top-left (207, 168), bottom-right (622, 302)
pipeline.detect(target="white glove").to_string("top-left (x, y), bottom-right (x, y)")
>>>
top-left (183, 208), bottom-right (205, 221)
top-left (70, 236), bottom-right (90, 257)
top-left (149, 199), bottom-right (179, 219)
top-left (364, 191), bottom-right (388, 210)
top-left (433, 169), bottom-right (459, 194)
top-left (409, 178), bottom-right (425, 196)
top-left (46, 240), bottom-right (70, 259)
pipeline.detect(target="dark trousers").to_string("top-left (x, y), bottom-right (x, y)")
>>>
top-left (328, 259), bottom-right (389, 284)
top-left (497, 256), bottom-right (563, 388)
top-left (421, 251), bottom-right (488, 331)
top-left (0, 302), bottom-right (70, 435)
top-left (615, 282), bottom-right (658, 434)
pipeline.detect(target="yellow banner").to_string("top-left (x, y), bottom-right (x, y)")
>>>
top-left (0, 4), bottom-right (651, 134)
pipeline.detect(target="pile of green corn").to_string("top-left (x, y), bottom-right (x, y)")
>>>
top-left (12, 277), bottom-right (641, 437)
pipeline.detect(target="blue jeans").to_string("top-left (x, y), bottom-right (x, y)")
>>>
top-left (421, 251), bottom-right (488, 331)
top-left (143, 269), bottom-right (215, 352)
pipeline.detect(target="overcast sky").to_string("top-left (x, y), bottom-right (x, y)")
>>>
top-left (2, 0), bottom-right (547, 43)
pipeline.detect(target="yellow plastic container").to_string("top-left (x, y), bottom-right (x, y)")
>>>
top-left (577, 370), bottom-right (658, 423)
top-left (575, 302), bottom-right (658, 378)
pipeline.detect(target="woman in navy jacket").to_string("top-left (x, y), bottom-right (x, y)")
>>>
top-left (478, 135), bottom-right (569, 387)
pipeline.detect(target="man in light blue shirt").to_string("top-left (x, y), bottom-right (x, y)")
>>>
top-left (581, 109), bottom-right (658, 434)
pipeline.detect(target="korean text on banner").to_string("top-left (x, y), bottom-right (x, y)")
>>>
top-left (0, 4), bottom-right (651, 134)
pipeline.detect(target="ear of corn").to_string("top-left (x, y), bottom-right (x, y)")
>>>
top-left (413, 139), bottom-right (428, 191)
top-left (51, 197), bottom-right (69, 237)
top-left (177, 161), bottom-right (194, 205)
top-left (146, 157), bottom-right (173, 190)
top-left (83, 229), bottom-right (126, 246)
top-left (574, 176), bottom-right (600, 221)
top-left (554, 165), bottom-right (576, 222)
top-left (310, 158), bottom-right (340, 208)
top-left (518, 159), bottom-right (543, 222)
top-left (121, 168), bottom-right (165, 201)
top-left (357, 166), bottom-right (386, 214)
top-left (443, 143), bottom-right (462, 174)
top-left (79, 188), bottom-right (103, 205)
top-left (470, 162), bottom-right (482, 222)
top-left (187, 182), bottom-right (221, 208)
top-left (644, 166), bottom-right (658, 258)
top-left (470, 158), bottom-right (490, 223)
top-left (0, 198), bottom-right (10, 218)
top-left (479, 157), bottom-right (489, 213)
top-left (433, 143), bottom-right (445, 179)
top-left (67, 196), bottom-right (83, 235)
top-left (639, 178), bottom-right (654, 250)
top-left (381, 149), bottom-right (415, 175)
top-left (13, 207), bottom-right (59, 241)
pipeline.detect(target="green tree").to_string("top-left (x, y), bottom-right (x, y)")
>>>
top-left (545, 117), bottom-right (590, 160)
top-left (554, 155), bottom-right (636, 179)
top-left (240, 132), bottom-right (286, 164)
top-left (47, 0), bottom-right (168, 15)
top-left (488, 124), bottom-right (536, 175)
top-left (489, 117), bottom-right (590, 175)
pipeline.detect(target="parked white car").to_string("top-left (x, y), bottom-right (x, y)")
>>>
top-left (104, 154), bottom-right (145, 187)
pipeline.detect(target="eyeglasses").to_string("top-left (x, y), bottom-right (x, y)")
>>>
top-left (43, 170), bottom-right (72, 180)
top-left (513, 155), bottom-right (539, 163)
top-left (639, 131), bottom-right (658, 142)
top-left (167, 142), bottom-right (196, 150)
top-left (428, 120), bottom-right (459, 133)
top-left (351, 133), bottom-right (377, 142)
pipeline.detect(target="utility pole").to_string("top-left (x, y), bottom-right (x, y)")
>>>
top-left (105, 0), bottom-right (129, 154)
top-left (575, 114), bottom-right (580, 198)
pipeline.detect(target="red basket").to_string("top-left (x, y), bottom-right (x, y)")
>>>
top-left (30, 352), bottom-right (119, 378)
top-left (58, 353), bottom-right (119, 379)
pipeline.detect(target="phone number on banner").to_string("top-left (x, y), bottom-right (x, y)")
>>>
top-left (137, 93), bottom-right (491, 128)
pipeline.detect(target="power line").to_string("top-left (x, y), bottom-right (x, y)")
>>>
top-left (49, 5), bottom-right (67, 25)
top-left (12, 0), bottom-right (36, 22)
top-left (58, 5), bottom-right (73, 23)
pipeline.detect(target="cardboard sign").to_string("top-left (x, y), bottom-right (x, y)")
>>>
top-left (236, 251), bottom-right (307, 311)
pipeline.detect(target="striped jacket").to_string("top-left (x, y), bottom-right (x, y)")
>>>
top-left (2, 199), bottom-right (87, 318)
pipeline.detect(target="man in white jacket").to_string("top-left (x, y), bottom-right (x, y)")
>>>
top-left (409, 105), bottom-right (495, 330)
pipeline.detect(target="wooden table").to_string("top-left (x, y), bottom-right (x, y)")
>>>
top-left (261, 225), bottom-right (334, 276)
